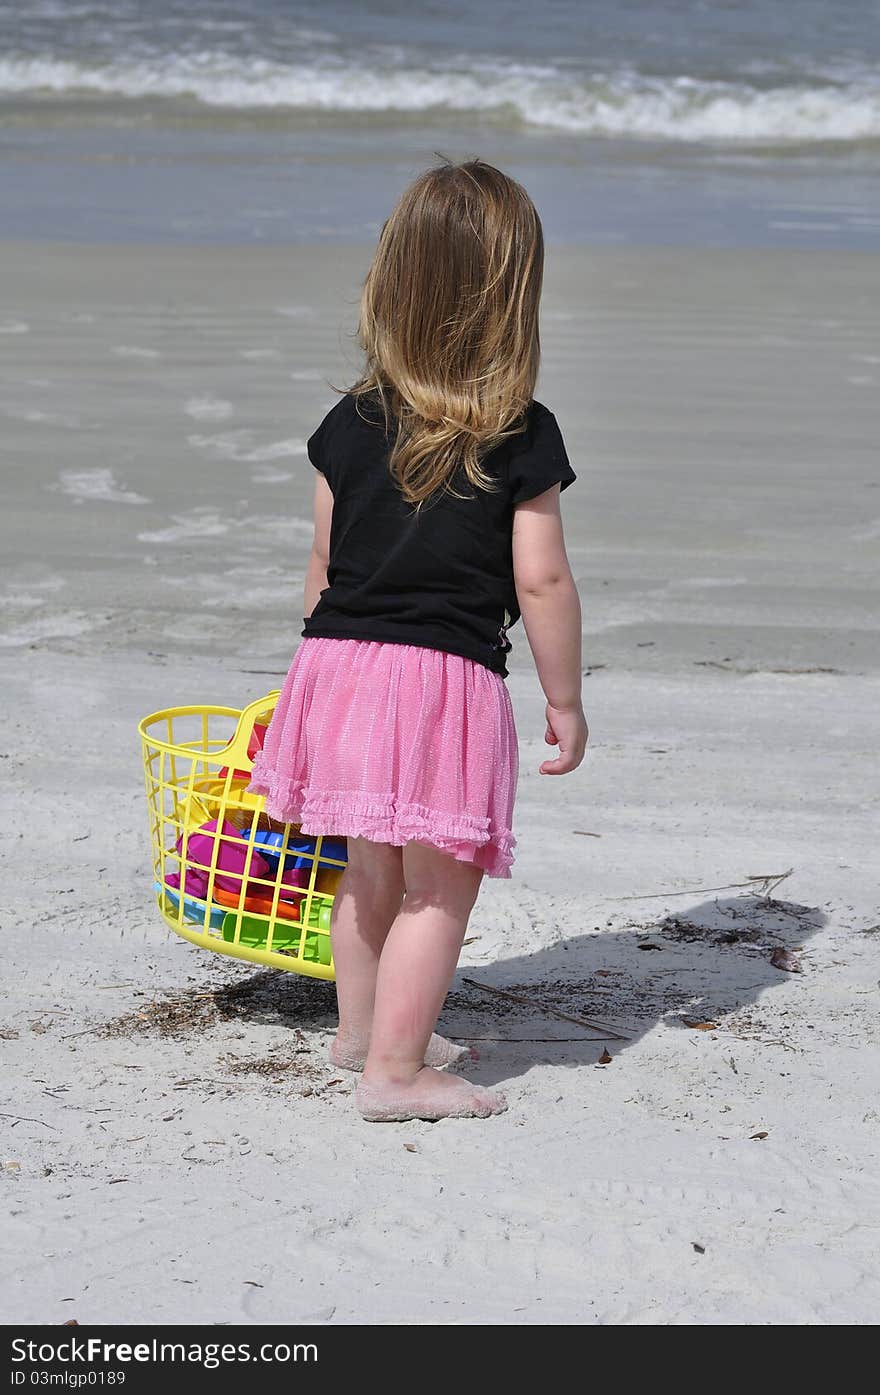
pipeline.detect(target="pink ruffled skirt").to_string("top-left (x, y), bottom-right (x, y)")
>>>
top-left (247, 637), bottom-right (518, 878)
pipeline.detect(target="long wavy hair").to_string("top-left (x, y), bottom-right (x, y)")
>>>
top-left (351, 158), bottom-right (544, 504)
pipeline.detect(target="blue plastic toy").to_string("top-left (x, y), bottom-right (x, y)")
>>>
top-left (156, 881), bottom-right (226, 931)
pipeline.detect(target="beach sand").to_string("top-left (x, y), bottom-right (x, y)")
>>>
top-left (2, 242), bottom-right (879, 1324)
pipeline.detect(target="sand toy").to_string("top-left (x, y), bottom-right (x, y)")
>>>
top-left (139, 692), bottom-right (347, 980)
top-left (154, 882), bottom-right (226, 933)
top-left (164, 817), bottom-right (272, 900)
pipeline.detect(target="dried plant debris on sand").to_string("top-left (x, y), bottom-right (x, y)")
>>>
top-left (654, 896), bottom-right (821, 949)
top-left (221, 1048), bottom-right (323, 1080)
top-left (96, 896), bottom-right (819, 1048)
top-left (99, 970), bottom-right (337, 1040)
top-left (443, 896), bottom-right (823, 1048)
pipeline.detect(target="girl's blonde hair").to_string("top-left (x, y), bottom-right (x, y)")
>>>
top-left (352, 158), bottom-right (544, 504)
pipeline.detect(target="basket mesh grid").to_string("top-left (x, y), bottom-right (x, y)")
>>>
top-left (139, 696), bottom-right (343, 980)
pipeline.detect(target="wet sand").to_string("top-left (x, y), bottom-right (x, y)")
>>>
top-left (1, 241), bottom-right (879, 1324)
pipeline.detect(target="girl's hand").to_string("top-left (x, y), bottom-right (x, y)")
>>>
top-left (540, 702), bottom-right (589, 775)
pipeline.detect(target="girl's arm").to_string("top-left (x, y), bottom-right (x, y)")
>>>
top-left (512, 484), bottom-right (589, 774)
top-left (304, 472), bottom-right (334, 617)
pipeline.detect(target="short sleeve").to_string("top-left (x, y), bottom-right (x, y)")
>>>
top-left (307, 408), bottom-right (333, 483)
top-left (508, 402), bottom-right (576, 505)
top-left (308, 395), bottom-right (358, 490)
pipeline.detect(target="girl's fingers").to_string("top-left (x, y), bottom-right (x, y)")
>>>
top-left (540, 738), bottom-right (587, 774)
top-left (540, 757), bottom-right (570, 774)
top-left (545, 724), bottom-right (557, 745)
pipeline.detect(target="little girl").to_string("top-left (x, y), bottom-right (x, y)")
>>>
top-left (249, 158), bottom-right (588, 1123)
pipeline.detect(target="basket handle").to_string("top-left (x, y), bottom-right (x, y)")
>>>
top-left (211, 691), bottom-right (280, 773)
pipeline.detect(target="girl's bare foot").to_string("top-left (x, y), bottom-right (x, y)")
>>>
top-left (356, 1067), bottom-right (507, 1122)
top-left (330, 1031), bottom-right (477, 1072)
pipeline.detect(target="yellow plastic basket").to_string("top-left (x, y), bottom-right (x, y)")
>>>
top-left (138, 692), bottom-right (343, 980)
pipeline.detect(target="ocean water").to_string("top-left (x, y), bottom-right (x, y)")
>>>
top-left (1, 0), bottom-right (879, 247)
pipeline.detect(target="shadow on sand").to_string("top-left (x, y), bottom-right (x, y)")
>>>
top-left (194, 890), bottom-right (824, 1086)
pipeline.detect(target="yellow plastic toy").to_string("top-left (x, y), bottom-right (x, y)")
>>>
top-left (138, 692), bottom-right (345, 980)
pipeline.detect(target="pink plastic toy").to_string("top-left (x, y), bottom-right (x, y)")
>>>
top-left (165, 818), bottom-right (270, 901)
top-left (280, 866), bottom-right (310, 890)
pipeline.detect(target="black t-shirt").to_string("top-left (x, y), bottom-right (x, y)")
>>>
top-left (302, 392), bottom-right (575, 677)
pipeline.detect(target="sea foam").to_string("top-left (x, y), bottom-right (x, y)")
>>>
top-left (185, 395), bottom-right (234, 421)
top-left (2, 52), bottom-right (880, 143)
top-left (50, 468), bottom-right (149, 505)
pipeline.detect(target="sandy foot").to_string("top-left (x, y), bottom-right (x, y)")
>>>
top-left (356, 1068), bottom-right (507, 1123)
top-left (330, 1031), bottom-right (477, 1072)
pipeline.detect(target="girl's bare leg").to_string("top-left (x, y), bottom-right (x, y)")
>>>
top-left (329, 837), bottom-right (475, 1071)
top-left (356, 842), bottom-right (507, 1122)
top-left (329, 838), bottom-right (403, 1067)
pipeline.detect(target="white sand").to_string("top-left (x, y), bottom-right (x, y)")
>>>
top-left (1, 244), bottom-right (878, 1325)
